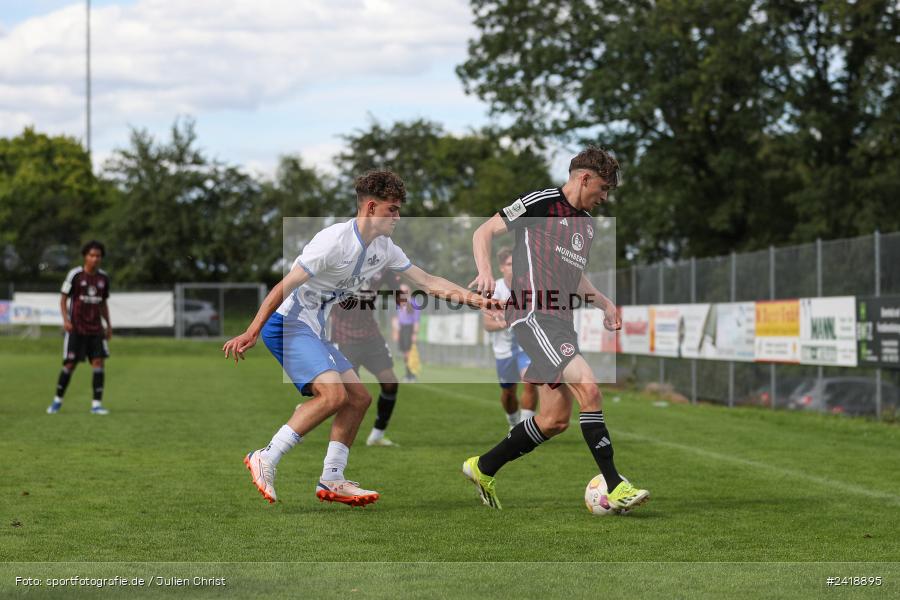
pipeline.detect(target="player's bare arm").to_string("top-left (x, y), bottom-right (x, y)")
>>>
top-left (401, 265), bottom-right (498, 310)
top-left (60, 294), bottom-right (73, 333)
top-left (101, 300), bottom-right (112, 340)
top-left (469, 213), bottom-right (507, 297)
top-left (223, 264), bottom-right (311, 362)
top-left (577, 274), bottom-right (620, 331)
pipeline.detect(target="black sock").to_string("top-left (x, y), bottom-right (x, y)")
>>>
top-left (477, 417), bottom-right (548, 476)
top-left (56, 366), bottom-right (73, 398)
top-left (92, 368), bottom-right (104, 402)
top-left (374, 391), bottom-right (397, 430)
top-left (580, 411), bottom-right (623, 491)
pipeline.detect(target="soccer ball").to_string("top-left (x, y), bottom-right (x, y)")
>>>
top-left (584, 474), bottom-right (627, 516)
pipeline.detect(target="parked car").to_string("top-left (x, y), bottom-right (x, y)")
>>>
top-left (786, 377), bottom-right (899, 417)
top-left (740, 376), bottom-right (814, 407)
top-left (179, 299), bottom-right (220, 337)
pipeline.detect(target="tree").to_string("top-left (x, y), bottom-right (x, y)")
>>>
top-left (261, 155), bottom-right (341, 281)
top-left (457, 0), bottom-right (900, 262)
top-left (763, 0), bottom-right (900, 240)
top-left (335, 118), bottom-right (552, 280)
top-left (100, 119), bottom-right (272, 284)
top-left (0, 128), bottom-right (108, 279)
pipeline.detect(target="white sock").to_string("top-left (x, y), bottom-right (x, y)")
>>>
top-left (506, 410), bottom-right (521, 427)
top-left (260, 424), bottom-right (302, 467)
top-left (520, 409), bottom-right (536, 422)
top-left (368, 428), bottom-right (385, 442)
top-left (91, 400), bottom-right (102, 409)
top-left (321, 441), bottom-right (350, 481)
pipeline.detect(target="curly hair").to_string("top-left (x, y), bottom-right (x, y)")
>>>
top-left (496, 246), bottom-right (513, 265)
top-left (81, 240), bottom-right (106, 257)
top-left (354, 170), bottom-right (407, 203)
top-left (568, 146), bottom-right (620, 187)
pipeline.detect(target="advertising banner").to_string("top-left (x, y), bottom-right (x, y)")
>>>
top-left (672, 303), bottom-right (714, 359)
top-left (619, 305), bottom-right (650, 355)
top-left (0, 301), bottom-right (9, 324)
top-left (755, 300), bottom-right (800, 363)
top-left (577, 309), bottom-right (616, 353)
top-left (799, 296), bottom-right (857, 366)
top-left (711, 302), bottom-right (756, 362)
top-left (857, 296), bottom-right (900, 369)
top-left (13, 292), bottom-right (175, 328)
top-left (647, 304), bottom-right (712, 358)
top-left (649, 305), bottom-right (680, 357)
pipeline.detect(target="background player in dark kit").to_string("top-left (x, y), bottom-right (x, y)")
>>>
top-left (47, 240), bottom-right (112, 415)
top-left (330, 269), bottom-right (404, 446)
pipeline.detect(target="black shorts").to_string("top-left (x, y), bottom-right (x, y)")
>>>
top-left (398, 325), bottom-right (415, 353)
top-left (511, 313), bottom-right (578, 389)
top-left (63, 332), bottom-right (109, 364)
top-left (337, 338), bottom-right (394, 376)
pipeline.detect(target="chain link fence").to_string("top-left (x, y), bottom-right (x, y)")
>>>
top-left (608, 231), bottom-right (900, 420)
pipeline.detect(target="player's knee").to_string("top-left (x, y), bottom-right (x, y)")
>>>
top-left (62, 361), bottom-right (76, 372)
top-left (541, 417), bottom-right (569, 437)
top-left (574, 383), bottom-right (602, 411)
top-left (380, 381), bottom-right (399, 396)
top-left (350, 387), bottom-right (372, 409)
top-left (318, 386), bottom-right (348, 411)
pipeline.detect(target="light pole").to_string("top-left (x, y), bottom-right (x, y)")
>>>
top-left (86, 0), bottom-right (92, 159)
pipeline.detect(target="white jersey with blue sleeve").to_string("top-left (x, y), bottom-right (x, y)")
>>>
top-left (276, 219), bottom-right (411, 338)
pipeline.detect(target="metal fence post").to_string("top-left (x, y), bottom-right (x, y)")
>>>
top-left (769, 245), bottom-right (776, 410)
top-left (218, 286), bottom-right (226, 337)
top-left (691, 257), bottom-right (697, 404)
top-left (631, 265), bottom-right (637, 373)
top-left (816, 238), bottom-right (823, 396)
top-left (174, 283), bottom-right (183, 339)
top-left (631, 265), bottom-right (637, 305)
top-left (729, 252), bottom-right (736, 408)
top-left (659, 262), bottom-right (665, 387)
top-left (874, 231), bottom-right (882, 420)
top-left (258, 283), bottom-right (267, 307)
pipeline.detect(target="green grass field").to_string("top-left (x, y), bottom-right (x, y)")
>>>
top-left (2, 336), bottom-right (899, 598)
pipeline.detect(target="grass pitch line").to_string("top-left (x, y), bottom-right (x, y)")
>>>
top-left (417, 383), bottom-right (900, 505)
top-left (617, 430), bottom-right (900, 505)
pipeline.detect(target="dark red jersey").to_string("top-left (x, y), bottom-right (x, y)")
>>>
top-left (61, 267), bottom-right (110, 335)
top-left (330, 270), bottom-right (399, 344)
top-left (498, 187), bottom-right (595, 325)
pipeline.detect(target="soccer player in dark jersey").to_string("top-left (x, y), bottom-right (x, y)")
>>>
top-left (329, 269), bottom-right (403, 447)
top-left (47, 240), bottom-right (111, 415)
top-left (462, 146), bottom-right (650, 511)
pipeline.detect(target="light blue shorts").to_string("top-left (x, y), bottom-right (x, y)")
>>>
top-left (495, 344), bottom-right (532, 389)
top-left (261, 313), bottom-right (353, 396)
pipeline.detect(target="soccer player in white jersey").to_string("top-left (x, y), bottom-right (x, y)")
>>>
top-left (482, 246), bottom-right (538, 428)
top-left (223, 170), bottom-right (497, 506)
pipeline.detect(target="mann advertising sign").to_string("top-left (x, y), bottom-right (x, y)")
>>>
top-left (857, 296), bottom-right (900, 369)
top-left (799, 296), bottom-right (857, 367)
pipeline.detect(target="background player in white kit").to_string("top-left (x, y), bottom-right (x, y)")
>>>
top-left (223, 170), bottom-right (496, 506)
top-left (482, 246), bottom-right (537, 428)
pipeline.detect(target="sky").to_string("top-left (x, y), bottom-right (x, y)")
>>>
top-left (0, 0), bottom-right (577, 180)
